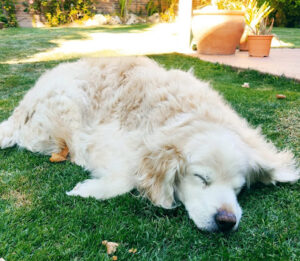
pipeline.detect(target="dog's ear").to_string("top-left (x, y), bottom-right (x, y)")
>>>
top-left (138, 144), bottom-right (185, 209)
top-left (246, 146), bottom-right (299, 186)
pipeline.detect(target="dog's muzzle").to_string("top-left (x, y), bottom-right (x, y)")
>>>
top-left (214, 209), bottom-right (237, 232)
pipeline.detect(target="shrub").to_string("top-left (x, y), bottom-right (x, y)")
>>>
top-left (29, 0), bottom-right (96, 27)
top-left (119, 0), bottom-right (133, 18)
top-left (214, 0), bottom-right (247, 10)
top-left (0, 0), bottom-right (18, 27)
top-left (193, 0), bottom-right (248, 10)
top-left (258, 0), bottom-right (300, 27)
top-left (145, 0), bottom-right (177, 20)
top-left (159, 0), bottom-right (177, 22)
top-left (146, 0), bottom-right (159, 16)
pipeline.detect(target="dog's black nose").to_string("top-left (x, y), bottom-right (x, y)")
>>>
top-left (214, 210), bottom-right (236, 232)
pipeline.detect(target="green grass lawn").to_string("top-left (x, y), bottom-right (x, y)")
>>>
top-left (272, 27), bottom-right (300, 48)
top-left (0, 26), bottom-right (299, 260)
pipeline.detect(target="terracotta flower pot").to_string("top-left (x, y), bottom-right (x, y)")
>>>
top-left (248, 35), bottom-right (273, 57)
top-left (192, 10), bottom-right (245, 55)
top-left (239, 29), bottom-right (249, 51)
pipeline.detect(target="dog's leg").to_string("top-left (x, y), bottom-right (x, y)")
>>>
top-left (66, 174), bottom-right (136, 200)
top-left (244, 128), bottom-right (299, 184)
top-left (0, 118), bottom-right (17, 149)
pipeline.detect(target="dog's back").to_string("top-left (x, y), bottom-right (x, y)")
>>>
top-left (0, 57), bottom-right (212, 153)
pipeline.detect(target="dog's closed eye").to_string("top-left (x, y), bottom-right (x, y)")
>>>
top-left (194, 174), bottom-right (210, 186)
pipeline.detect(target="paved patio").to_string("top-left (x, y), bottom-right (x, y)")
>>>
top-left (190, 48), bottom-right (300, 82)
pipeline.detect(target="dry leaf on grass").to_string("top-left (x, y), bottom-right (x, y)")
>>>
top-left (129, 248), bottom-right (137, 253)
top-left (242, 82), bottom-right (250, 88)
top-left (276, 94), bottom-right (286, 99)
top-left (102, 240), bottom-right (119, 254)
top-left (112, 256), bottom-right (118, 260)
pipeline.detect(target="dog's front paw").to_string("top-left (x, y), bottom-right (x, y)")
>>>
top-left (66, 179), bottom-right (101, 198)
top-left (66, 182), bottom-right (89, 198)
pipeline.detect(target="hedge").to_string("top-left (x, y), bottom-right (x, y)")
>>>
top-left (258, 0), bottom-right (300, 27)
top-left (0, 0), bottom-right (17, 27)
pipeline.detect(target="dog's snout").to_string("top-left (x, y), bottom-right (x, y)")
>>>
top-left (214, 210), bottom-right (236, 232)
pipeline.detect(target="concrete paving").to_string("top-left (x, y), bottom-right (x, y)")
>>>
top-left (190, 48), bottom-right (300, 81)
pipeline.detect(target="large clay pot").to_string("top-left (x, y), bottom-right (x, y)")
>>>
top-left (192, 10), bottom-right (245, 55)
top-left (248, 35), bottom-right (273, 57)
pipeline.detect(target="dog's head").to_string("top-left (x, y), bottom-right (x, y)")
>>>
top-left (138, 125), bottom-right (299, 232)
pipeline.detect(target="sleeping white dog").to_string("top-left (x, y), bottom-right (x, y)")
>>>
top-left (0, 57), bottom-right (298, 232)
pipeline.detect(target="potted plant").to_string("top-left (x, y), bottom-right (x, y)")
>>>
top-left (192, 0), bottom-right (246, 55)
top-left (247, 17), bottom-right (274, 57)
top-left (239, 0), bottom-right (273, 51)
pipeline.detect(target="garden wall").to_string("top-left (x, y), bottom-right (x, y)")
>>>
top-left (14, 0), bottom-right (203, 27)
top-left (15, 0), bottom-right (32, 27)
top-left (95, 0), bottom-right (203, 15)
top-left (95, 0), bottom-right (153, 15)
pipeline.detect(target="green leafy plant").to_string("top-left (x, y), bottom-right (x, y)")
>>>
top-left (146, 0), bottom-right (159, 16)
top-left (194, 0), bottom-right (247, 10)
top-left (0, 0), bottom-right (18, 27)
top-left (254, 16), bottom-right (274, 35)
top-left (145, 0), bottom-right (177, 21)
top-left (245, 0), bottom-right (274, 35)
top-left (0, 13), bottom-right (8, 23)
top-left (213, 0), bottom-right (247, 10)
top-left (194, 0), bottom-right (211, 9)
top-left (29, 0), bottom-right (96, 27)
top-left (258, 0), bottom-right (300, 27)
top-left (159, 0), bottom-right (177, 22)
top-left (119, 0), bottom-right (132, 18)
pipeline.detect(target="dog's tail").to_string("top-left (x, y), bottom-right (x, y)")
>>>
top-left (0, 117), bottom-right (18, 149)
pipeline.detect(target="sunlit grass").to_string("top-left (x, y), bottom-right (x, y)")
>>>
top-left (2, 24), bottom-right (183, 64)
top-left (272, 27), bottom-right (300, 48)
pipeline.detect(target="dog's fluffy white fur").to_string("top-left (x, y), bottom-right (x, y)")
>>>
top-left (0, 57), bottom-right (298, 231)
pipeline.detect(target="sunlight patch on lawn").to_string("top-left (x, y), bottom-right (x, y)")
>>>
top-left (0, 171), bottom-right (33, 210)
top-left (1, 189), bottom-right (32, 208)
top-left (277, 108), bottom-right (300, 155)
top-left (5, 24), bottom-right (183, 64)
